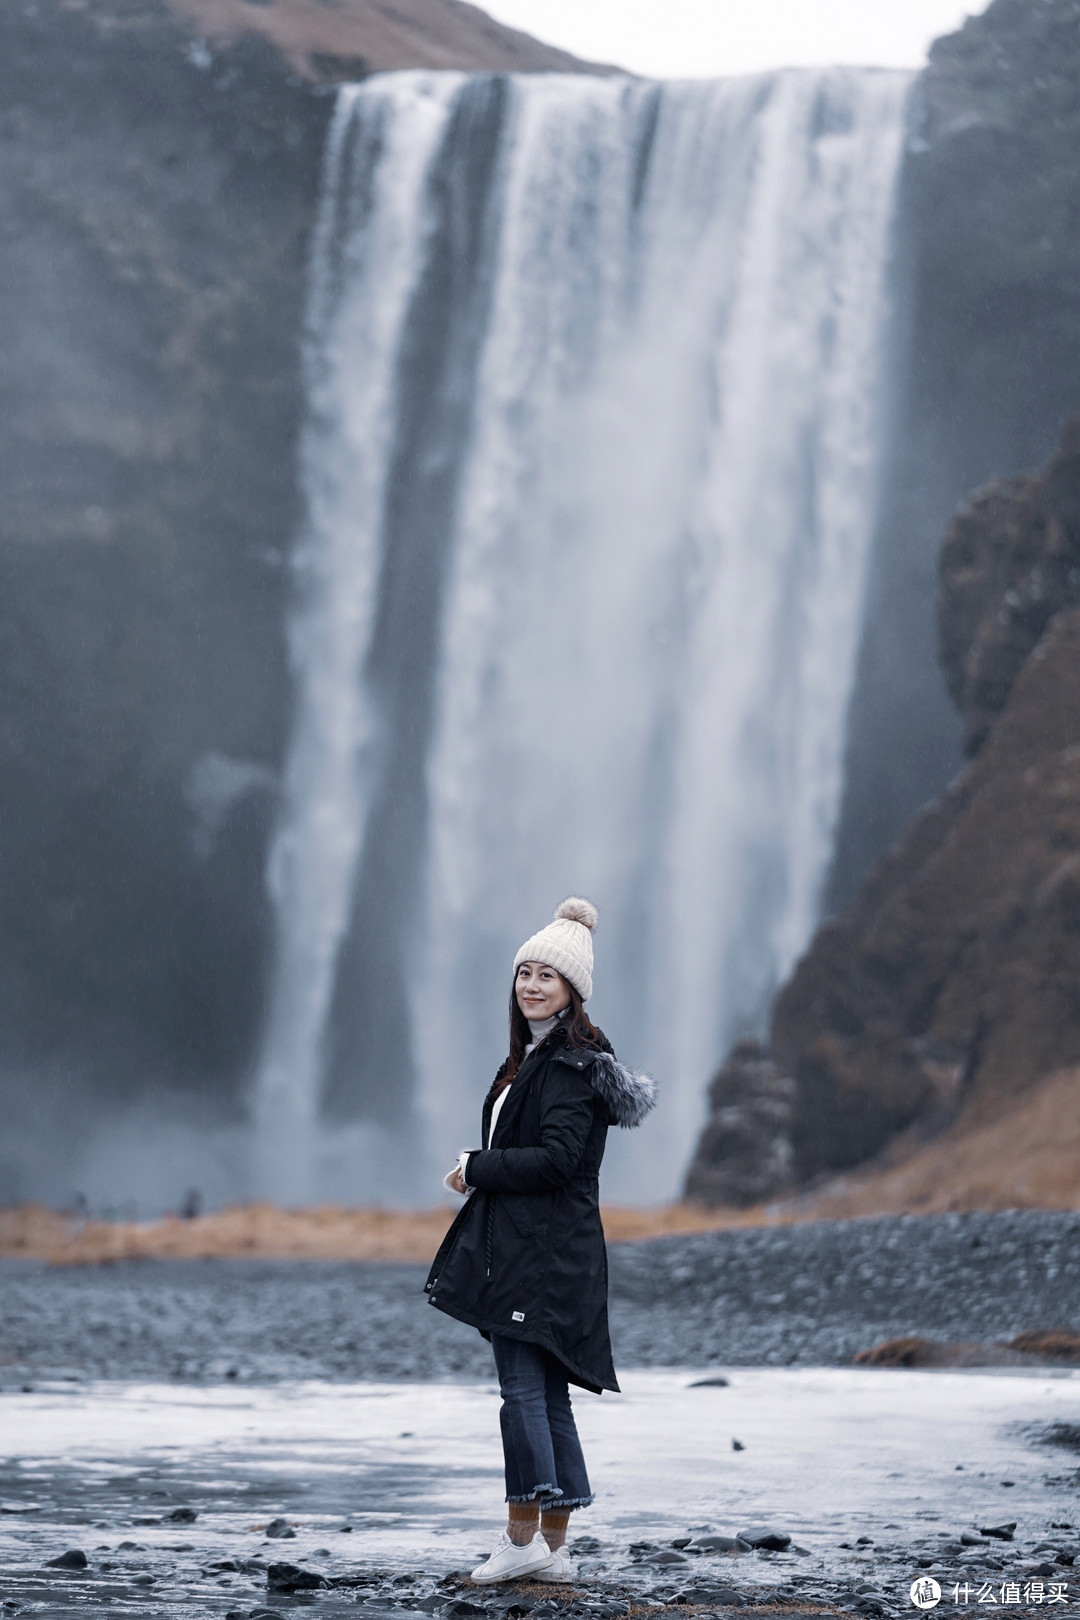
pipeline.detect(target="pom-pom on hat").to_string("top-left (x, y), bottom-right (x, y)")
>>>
top-left (513, 896), bottom-right (597, 1003)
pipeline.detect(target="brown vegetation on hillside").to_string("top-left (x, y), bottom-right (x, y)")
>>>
top-left (164, 0), bottom-right (611, 78)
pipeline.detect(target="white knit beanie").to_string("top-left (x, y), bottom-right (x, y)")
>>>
top-left (513, 896), bottom-right (598, 1003)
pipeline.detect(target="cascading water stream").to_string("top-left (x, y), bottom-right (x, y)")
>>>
top-left (253, 68), bottom-right (912, 1204)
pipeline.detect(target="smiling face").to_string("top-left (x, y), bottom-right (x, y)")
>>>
top-left (514, 960), bottom-right (572, 1023)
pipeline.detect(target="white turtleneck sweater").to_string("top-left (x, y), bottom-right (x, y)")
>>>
top-left (444, 1011), bottom-right (563, 1194)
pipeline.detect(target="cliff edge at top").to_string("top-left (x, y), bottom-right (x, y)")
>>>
top-left (163, 0), bottom-right (613, 78)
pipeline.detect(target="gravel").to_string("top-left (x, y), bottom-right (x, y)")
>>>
top-left (2, 1210), bottom-right (1078, 1383)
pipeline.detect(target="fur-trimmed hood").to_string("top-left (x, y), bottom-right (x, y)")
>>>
top-left (589, 1050), bottom-right (657, 1128)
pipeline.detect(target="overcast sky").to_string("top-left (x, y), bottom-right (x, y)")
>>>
top-left (482, 0), bottom-right (980, 78)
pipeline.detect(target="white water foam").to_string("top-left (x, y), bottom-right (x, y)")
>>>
top-left (255, 69), bottom-right (911, 1203)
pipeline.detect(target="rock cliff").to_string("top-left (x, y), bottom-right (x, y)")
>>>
top-left (0, 0), bottom-right (597, 1202)
top-left (691, 0), bottom-right (1080, 1208)
top-left (164, 0), bottom-right (608, 76)
top-left (831, 0), bottom-right (1080, 902)
top-left (687, 420), bottom-right (1080, 1202)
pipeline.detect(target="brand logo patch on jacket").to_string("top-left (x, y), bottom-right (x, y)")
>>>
top-left (511, 1311), bottom-right (525, 1322)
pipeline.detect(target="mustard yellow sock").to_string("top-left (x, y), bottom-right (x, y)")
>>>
top-left (507, 1501), bottom-right (540, 1547)
top-left (540, 1508), bottom-right (572, 1552)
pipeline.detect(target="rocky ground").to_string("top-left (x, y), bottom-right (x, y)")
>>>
top-left (3, 1213), bottom-right (1080, 1616)
top-left (3, 1211), bottom-right (1079, 1384)
top-left (1, 1365), bottom-right (1078, 1619)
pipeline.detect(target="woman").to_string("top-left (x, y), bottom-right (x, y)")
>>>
top-left (425, 897), bottom-right (655, 1585)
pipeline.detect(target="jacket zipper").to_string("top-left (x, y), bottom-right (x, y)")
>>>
top-left (485, 1194), bottom-right (495, 1278)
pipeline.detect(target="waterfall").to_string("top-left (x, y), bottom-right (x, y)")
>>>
top-left (253, 67), bottom-right (911, 1205)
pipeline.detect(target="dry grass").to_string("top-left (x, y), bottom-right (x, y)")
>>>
top-left (4, 1065), bottom-right (1077, 1265)
top-left (771, 1064), bottom-right (1080, 1221)
top-left (0, 1199), bottom-right (764, 1266)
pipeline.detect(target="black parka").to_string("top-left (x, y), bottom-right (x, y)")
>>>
top-left (424, 1024), bottom-right (655, 1394)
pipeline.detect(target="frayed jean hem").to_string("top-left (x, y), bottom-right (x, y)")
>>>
top-left (544, 1493), bottom-right (593, 1510)
top-left (506, 1484), bottom-right (561, 1503)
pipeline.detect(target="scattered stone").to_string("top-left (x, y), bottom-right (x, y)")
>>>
top-left (0, 1501), bottom-right (41, 1513)
top-left (46, 1549), bottom-right (88, 1569)
top-left (687, 1535), bottom-right (745, 1553)
top-left (676, 1586), bottom-right (741, 1606)
top-left (980, 1524), bottom-right (1017, 1541)
top-left (445, 1602), bottom-right (486, 1616)
top-left (736, 1527), bottom-right (791, 1551)
top-left (166, 1505), bottom-right (197, 1523)
top-left (266, 1561), bottom-right (329, 1592)
top-left (645, 1550), bottom-right (690, 1566)
top-left (672, 1538), bottom-right (693, 1549)
top-left (961, 1534), bottom-right (988, 1547)
top-left (688, 1377), bottom-right (730, 1388)
top-left (131, 1515), bottom-right (160, 1525)
top-left (265, 1517), bottom-right (296, 1539)
top-left (1040, 1423), bottom-right (1080, 1451)
top-left (731, 1439), bottom-right (745, 1451)
top-left (855, 1537), bottom-right (873, 1546)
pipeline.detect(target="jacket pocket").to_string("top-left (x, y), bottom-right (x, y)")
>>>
top-left (500, 1193), bottom-right (552, 1241)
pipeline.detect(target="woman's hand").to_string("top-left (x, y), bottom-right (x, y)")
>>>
top-left (445, 1166), bottom-right (469, 1195)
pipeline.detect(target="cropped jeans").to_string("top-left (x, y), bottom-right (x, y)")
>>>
top-left (490, 1333), bottom-right (593, 1509)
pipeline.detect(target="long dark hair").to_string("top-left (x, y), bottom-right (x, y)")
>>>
top-left (495, 975), bottom-right (603, 1094)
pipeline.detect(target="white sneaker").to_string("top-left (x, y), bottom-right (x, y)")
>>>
top-left (534, 1547), bottom-right (575, 1584)
top-left (471, 1529), bottom-right (553, 1584)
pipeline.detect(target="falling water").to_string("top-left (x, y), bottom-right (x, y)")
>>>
top-left (253, 68), bottom-right (912, 1204)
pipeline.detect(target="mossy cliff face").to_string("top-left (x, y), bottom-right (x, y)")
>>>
top-left (0, 0), bottom-right (593, 1199)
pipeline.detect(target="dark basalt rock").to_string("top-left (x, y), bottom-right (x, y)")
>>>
top-left (675, 1588), bottom-right (742, 1606)
top-left (683, 1042), bottom-right (796, 1207)
top-left (939, 419), bottom-right (1080, 757)
top-left (266, 1560), bottom-right (329, 1591)
top-left (46, 1549), bottom-right (88, 1569)
top-left (736, 1528), bottom-right (791, 1552)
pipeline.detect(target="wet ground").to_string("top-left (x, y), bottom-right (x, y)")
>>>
top-left (4, 1211), bottom-right (1080, 1382)
top-left (2, 1212), bottom-right (1080, 1616)
top-left (1, 1369), bottom-right (1079, 1618)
